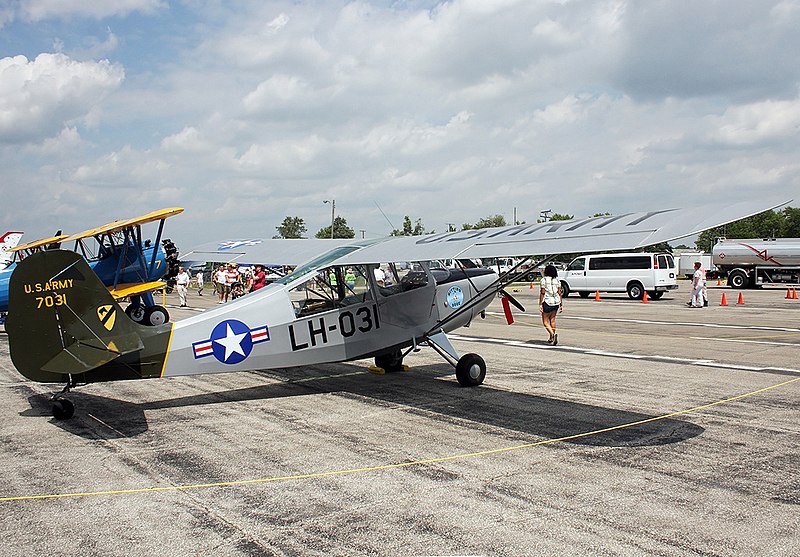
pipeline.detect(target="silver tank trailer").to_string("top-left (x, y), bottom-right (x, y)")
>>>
top-left (712, 238), bottom-right (800, 268)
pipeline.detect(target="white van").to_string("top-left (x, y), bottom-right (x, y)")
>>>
top-left (559, 252), bottom-right (678, 299)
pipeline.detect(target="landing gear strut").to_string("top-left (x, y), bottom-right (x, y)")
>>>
top-left (51, 379), bottom-right (77, 420)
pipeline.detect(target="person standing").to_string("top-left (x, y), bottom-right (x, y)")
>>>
top-left (196, 270), bottom-right (204, 296)
top-left (175, 266), bottom-right (190, 307)
top-left (688, 261), bottom-right (704, 308)
top-left (538, 264), bottom-right (563, 345)
top-left (224, 263), bottom-right (239, 302)
top-left (251, 264), bottom-right (267, 292)
top-left (215, 265), bottom-right (227, 304)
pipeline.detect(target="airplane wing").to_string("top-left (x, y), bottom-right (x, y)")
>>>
top-left (108, 281), bottom-right (165, 300)
top-left (330, 197), bottom-right (793, 265)
top-left (64, 207), bottom-right (184, 242)
top-left (8, 234), bottom-right (69, 254)
top-left (182, 238), bottom-right (358, 266)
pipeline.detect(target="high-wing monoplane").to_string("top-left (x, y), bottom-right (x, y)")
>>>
top-left (5, 198), bottom-right (790, 420)
top-left (0, 208), bottom-right (182, 326)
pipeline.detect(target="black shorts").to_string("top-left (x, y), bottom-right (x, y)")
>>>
top-left (542, 302), bottom-right (559, 314)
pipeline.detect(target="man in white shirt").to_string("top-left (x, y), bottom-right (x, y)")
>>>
top-left (175, 267), bottom-right (190, 307)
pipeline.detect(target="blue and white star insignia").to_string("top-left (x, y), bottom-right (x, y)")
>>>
top-left (192, 319), bottom-right (270, 364)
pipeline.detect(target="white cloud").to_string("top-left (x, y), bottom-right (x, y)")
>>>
top-left (19, 0), bottom-right (165, 21)
top-left (0, 53), bottom-right (124, 143)
top-left (710, 97), bottom-right (800, 146)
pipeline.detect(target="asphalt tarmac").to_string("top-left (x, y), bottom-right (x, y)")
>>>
top-left (1, 282), bottom-right (798, 556)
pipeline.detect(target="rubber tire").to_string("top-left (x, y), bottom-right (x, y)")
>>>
top-left (374, 350), bottom-right (404, 372)
top-left (126, 304), bottom-right (146, 323)
top-left (649, 291), bottom-right (664, 300)
top-left (455, 353), bottom-right (486, 387)
top-left (52, 398), bottom-right (75, 420)
top-left (560, 281), bottom-right (570, 298)
top-left (578, 291), bottom-right (590, 298)
top-left (145, 305), bottom-right (169, 326)
top-left (627, 281), bottom-right (645, 300)
top-left (728, 270), bottom-right (748, 289)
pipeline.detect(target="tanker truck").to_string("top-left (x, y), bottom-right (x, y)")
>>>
top-left (712, 238), bottom-right (800, 288)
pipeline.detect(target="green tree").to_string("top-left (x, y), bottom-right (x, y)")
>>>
top-left (695, 209), bottom-right (789, 251)
top-left (782, 207), bottom-right (800, 237)
top-left (316, 216), bottom-right (355, 239)
top-left (273, 216), bottom-right (307, 239)
top-left (462, 215), bottom-right (506, 230)
top-left (550, 213), bottom-right (573, 221)
top-left (390, 216), bottom-right (427, 236)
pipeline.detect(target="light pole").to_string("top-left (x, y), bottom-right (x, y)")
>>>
top-left (323, 199), bottom-right (335, 239)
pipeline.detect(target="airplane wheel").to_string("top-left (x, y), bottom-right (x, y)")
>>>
top-left (375, 350), bottom-right (404, 372)
top-left (145, 305), bottom-right (169, 326)
top-left (52, 398), bottom-right (75, 420)
top-left (455, 353), bottom-right (486, 387)
top-left (126, 304), bottom-right (147, 323)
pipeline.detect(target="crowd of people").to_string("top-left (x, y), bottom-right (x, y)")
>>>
top-left (172, 262), bottom-right (275, 307)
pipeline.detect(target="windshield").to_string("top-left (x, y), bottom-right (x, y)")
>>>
top-left (275, 245), bottom-right (362, 285)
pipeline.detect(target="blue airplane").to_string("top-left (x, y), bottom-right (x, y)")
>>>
top-left (0, 208), bottom-right (182, 326)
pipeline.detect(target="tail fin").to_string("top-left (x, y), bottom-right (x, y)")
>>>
top-left (0, 231), bottom-right (23, 267)
top-left (6, 249), bottom-right (145, 383)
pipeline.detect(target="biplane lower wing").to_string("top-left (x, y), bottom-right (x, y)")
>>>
top-left (108, 281), bottom-right (165, 300)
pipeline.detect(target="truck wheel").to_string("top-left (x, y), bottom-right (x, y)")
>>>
top-left (627, 281), bottom-right (644, 300)
top-left (727, 270), bottom-right (748, 289)
top-left (560, 281), bottom-right (570, 298)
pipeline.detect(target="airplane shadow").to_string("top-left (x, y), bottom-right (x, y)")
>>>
top-left (24, 363), bottom-right (704, 448)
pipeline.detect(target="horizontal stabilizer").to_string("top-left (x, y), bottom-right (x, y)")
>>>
top-left (41, 332), bottom-right (144, 375)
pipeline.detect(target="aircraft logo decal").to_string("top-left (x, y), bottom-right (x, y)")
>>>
top-left (193, 319), bottom-right (270, 364)
top-left (217, 239), bottom-right (263, 251)
top-left (97, 305), bottom-right (116, 331)
top-left (446, 286), bottom-right (464, 309)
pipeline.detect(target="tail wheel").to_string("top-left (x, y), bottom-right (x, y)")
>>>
top-left (649, 291), bottom-right (664, 300)
top-left (455, 353), bottom-right (486, 387)
top-left (52, 398), bottom-right (75, 420)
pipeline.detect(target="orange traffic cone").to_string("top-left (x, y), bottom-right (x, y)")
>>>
top-left (717, 278), bottom-right (722, 286)
top-left (720, 293), bottom-right (728, 306)
top-left (793, 288), bottom-right (798, 300)
top-left (737, 292), bottom-right (745, 305)
top-left (641, 291), bottom-right (649, 304)
top-left (786, 288), bottom-right (793, 299)
top-left (594, 290), bottom-right (601, 301)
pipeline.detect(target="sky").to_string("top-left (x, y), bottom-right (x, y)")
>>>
top-left (1, 0), bottom-right (799, 251)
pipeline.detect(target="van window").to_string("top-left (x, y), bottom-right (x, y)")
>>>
top-left (656, 254), bottom-right (675, 269)
top-left (567, 257), bottom-right (586, 271)
top-left (589, 255), bottom-right (650, 271)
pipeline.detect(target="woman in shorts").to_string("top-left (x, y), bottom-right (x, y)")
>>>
top-left (538, 264), bottom-right (563, 345)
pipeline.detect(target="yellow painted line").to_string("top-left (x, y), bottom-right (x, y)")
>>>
top-left (159, 323), bottom-right (175, 378)
top-left (1, 375), bottom-right (797, 503)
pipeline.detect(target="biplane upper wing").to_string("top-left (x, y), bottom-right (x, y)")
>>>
top-left (64, 207), bottom-right (184, 242)
top-left (8, 234), bottom-right (69, 254)
top-left (182, 238), bottom-right (358, 266)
